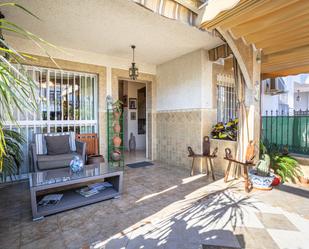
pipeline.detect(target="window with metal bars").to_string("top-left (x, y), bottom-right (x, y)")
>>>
top-left (216, 74), bottom-right (237, 124)
top-left (4, 65), bottom-right (98, 175)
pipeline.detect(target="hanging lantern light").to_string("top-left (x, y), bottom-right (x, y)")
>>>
top-left (129, 45), bottom-right (138, 80)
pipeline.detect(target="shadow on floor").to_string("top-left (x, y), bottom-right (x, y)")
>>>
top-left (94, 186), bottom-right (258, 249)
top-left (0, 164), bottom-right (272, 249)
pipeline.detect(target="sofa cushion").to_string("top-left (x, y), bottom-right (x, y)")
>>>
top-left (46, 135), bottom-right (70, 155)
top-left (37, 152), bottom-right (82, 170)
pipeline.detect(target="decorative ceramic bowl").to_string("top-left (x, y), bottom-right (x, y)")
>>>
top-left (249, 169), bottom-right (275, 190)
top-left (70, 156), bottom-right (84, 173)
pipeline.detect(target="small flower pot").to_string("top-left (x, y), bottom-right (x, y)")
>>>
top-left (249, 169), bottom-right (275, 190)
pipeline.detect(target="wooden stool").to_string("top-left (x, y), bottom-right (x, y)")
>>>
top-left (188, 136), bottom-right (218, 181)
top-left (223, 141), bottom-right (256, 193)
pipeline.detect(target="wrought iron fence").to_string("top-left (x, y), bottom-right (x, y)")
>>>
top-left (262, 110), bottom-right (309, 155)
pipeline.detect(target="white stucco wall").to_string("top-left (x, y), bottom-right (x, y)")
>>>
top-left (156, 49), bottom-right (210, 111)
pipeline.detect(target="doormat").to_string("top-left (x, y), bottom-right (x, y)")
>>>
top-left (127, 161), bottom-right (154, 168)
top-left (202, 245), bottom-right (240, 249)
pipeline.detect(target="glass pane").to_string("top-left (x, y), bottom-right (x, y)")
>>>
top-left (86, 76), bottom-right (91, 120)
top-left (74, 75), bottom-right (80, 120)
top-left (62, 73), bottom-right (68, 120)
top-left (80, 75), bottom-right (86, 120)
top-left (56, 72), bottom-right (61, 120)
top-left (42, 70), bottom-right (48, 120)
top-left (50, 126), bottom-right (55, 133)
top-left (34, 70), bottom-right (41, 120)
top-left (49, 71), bottom-right (55, 120)
top-left (91, 77), bottom-right (95, 120)
top-left (69, 74), bottom-right (74, 120)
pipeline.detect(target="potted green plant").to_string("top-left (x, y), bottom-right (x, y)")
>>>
top-left (211, 118), bottom-right (238, 141)
top-left (260, 141), bottom-right (303, 183)
top-left (112, 100), bottom-right (123, 121)
top-left (249, 154), bottom-right (275, 190)
top-left (0, 3), bottom-right (58, 171)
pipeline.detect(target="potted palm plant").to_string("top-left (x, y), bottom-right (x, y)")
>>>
top-left (0, 2), bottom-right (58, 173)
top-left (1, 129), bottom-right (25, 182)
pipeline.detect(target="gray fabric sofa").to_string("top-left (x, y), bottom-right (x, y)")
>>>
top-left (30, 132), bottom-right (86, 172)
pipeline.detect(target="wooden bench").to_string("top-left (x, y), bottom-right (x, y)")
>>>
top-left (224, 141), bottom-right (256, 192)
top-left (188, 136), bottom-right (218, 181)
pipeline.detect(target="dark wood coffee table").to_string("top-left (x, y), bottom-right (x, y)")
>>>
top-left (29, 163), bottom-right (123, 220)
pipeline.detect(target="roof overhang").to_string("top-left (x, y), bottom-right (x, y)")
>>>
top-left (200, 0), bottom-right (309, 79)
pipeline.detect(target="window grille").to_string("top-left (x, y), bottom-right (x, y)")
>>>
top-left (4, 65), bottom-right (98, 176)
top-left (216, 74), bottom-right (237, 123)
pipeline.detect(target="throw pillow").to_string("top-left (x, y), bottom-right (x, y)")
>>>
top-left (45, 135), bottom-right (71, 155)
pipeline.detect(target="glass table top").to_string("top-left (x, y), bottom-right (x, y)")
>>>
top-left (29, 163), bottom-right (122, 187)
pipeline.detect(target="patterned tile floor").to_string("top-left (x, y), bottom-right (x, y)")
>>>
top-left (0, 162), bottom-right (309, 249)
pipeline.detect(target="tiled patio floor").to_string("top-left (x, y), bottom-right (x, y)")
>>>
top-left (0, 162), bottom-right (309, 249)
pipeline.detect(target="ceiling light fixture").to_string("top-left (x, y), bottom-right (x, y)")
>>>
top-left (129, 45), bottom-right (138, 80)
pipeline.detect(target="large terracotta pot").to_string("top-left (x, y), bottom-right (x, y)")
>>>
top-left (113, 123), bottom-right (121, 134)
top-left (113, 136), bottom-right (122, 148)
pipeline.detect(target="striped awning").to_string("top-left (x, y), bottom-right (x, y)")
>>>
top-left (133, 0), bottom-right (205, 26)
top-left (200, 0), bottom-right (309, 79)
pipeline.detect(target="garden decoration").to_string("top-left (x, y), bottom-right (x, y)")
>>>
top-left (129, 133), bottom-right (136, 152)
top-left (249, 154), bottom-right (275, 190)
